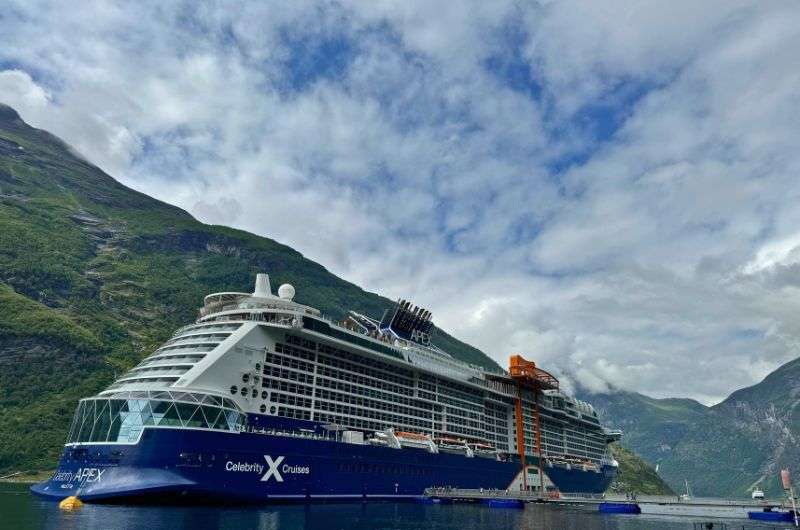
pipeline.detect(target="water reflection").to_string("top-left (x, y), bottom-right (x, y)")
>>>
top-left (1, 485), bottom-right (772, 530)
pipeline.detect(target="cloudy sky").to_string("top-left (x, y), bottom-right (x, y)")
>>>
top-left (3, 1), bottom-right (800, 404)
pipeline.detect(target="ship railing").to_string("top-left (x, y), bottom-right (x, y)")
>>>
top-left (174, 323), bottom-right (197, 335)
top-left (173, 324), bottom-right (239, 335)
top-left (153, 344), bottom-right (216, 356)
top-left (199, 301), bottom-right (243, 317)
top-left (201, 309), bottom-right (298, 326)
top-left (163, 336), bottom-right (226, 347)
top-left (135, 356), bottom-right (203, 369)
top-left (172, 324), bottom-right (237, 336)
top-left (207, 315), bottom-right (248, 323)
top-left (247, 426), bottom-right (335, 442)
top-left (259, 313), bottom-right (296, 326)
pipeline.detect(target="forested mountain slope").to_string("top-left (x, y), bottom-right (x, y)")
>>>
top-left (585, 357), bottom-right (800, 498)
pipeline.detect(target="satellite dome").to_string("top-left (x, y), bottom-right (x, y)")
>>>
top-left (278, 283), bottom-right (295, 301)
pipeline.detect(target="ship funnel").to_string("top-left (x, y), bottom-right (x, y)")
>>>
top-left (253, 273), bottom-right (272, 297)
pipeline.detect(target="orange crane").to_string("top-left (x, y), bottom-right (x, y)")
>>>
top-left (508, 355), bottom-right (558, 494)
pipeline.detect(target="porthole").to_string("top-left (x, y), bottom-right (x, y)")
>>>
top-left (259, 404), bottom-right (267, 413)
top-left (255, 363), bottom-right (261, 371)
top-left (270, 406), bottom-right (277, 414)
top-left (242, 373), bottom-right (249, 383)
top-left (261, 391), bottom-right (268, 399)
top-left (230, 385), bottom-right (237, 395)
top-left (252, 388), bottom-right (257, 398)
top-left (240, 387), bottom-right (247, 396)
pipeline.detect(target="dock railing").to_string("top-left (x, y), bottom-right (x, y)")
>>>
top-left (425, 487), bottom-right (543, 500)
top-left (424, 487), bottom-right (787, 509)
top-left (599, 493), bottom-right (785, 508)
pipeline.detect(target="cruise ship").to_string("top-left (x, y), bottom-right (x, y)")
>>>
top-left (32, 273), bottom-right (621, 502)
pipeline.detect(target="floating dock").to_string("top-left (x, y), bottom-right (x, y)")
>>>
top-left (424, 488), bottom-right (789, 520)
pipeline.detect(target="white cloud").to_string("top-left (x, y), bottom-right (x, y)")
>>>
top-left (2, 0), bottom-right (800, 404)
top-left (0, 70), bottom-right (51, 113)
top-left (743, 234), bottom-right (800, 275)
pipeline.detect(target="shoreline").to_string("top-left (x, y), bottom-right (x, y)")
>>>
top-left (0, 471), bottom-right (53, 484)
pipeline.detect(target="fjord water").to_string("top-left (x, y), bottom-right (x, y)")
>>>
top-left (3, 485), bottom-right (768, 530)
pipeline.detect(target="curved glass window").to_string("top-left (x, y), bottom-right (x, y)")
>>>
top-left (66, 391), bottom-right (245, 444)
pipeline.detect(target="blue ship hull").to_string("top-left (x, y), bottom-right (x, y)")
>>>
top-left (32, 424), bottom-right (615, 503)
top-left (545, 462), bottom-right (617, 493)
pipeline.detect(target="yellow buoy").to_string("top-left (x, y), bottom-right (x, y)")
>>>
top-left (59, 496), bottom-right (83, 510)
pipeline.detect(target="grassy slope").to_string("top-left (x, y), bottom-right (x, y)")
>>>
top-left (0, 285), bottom-right (108, 470)
top-left (610, 444), bottom-right (674, 495)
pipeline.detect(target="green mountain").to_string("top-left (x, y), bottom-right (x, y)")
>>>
top-left (0, 103), bottom-right (496, 473)
top-left (585, 358), bottom-right (800, 498)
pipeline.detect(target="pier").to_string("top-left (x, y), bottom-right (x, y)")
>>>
top-left (424, 488), bottom-right (792, 522)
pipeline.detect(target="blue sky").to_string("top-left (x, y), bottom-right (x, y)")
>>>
top-left (2, 1), bottom-right (800, 403)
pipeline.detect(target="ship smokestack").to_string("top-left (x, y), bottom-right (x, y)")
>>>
top-left (253, 273), bottom-right (272, 297)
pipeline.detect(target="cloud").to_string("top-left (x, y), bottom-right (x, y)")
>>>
top-left (0, 70), bottom-right (51, 113)
top-left (744, 233), bottom-right (800, 275)
top-left (192, 197), bottom-right (243, 226)
top-left (2, 0), bottom-right (800, 404)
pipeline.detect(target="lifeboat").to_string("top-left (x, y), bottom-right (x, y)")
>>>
top-left (387, 429), bottom-right (438, 453)
top-left (366, 432), bottom-right (390, 447)
top-left (434, 437), bottom-right (473, 456)
top-left (467, 442), bottom-right (498, 459)
top-left (396, 431), bottom-right (429, 440)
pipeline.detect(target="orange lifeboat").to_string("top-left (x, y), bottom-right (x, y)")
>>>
top-left (395, 431), bottom-right (429, 440)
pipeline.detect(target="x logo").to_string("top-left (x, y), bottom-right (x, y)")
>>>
top-left (262, 455), bottom-right (285, 482)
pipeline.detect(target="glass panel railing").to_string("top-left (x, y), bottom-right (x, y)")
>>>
top-left (66, 395), bottom-right (245, 444)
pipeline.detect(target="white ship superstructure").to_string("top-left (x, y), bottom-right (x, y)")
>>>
top-left (100, 274), bottom-right (617, 471)
top-left (40, 272), bottom-right (620, 502)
